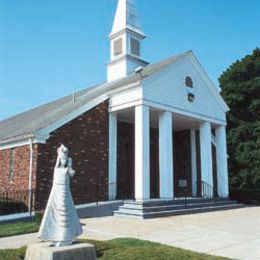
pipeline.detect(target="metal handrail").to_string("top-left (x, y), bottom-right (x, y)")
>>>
top-left (199, 181), bottom-right (215, 200)
top-left (0, 181), bottom-right (113, 216)
top-left (178, 188), bottom-right (188, 209)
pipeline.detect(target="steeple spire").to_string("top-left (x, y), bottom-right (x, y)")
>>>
top-left (110, 0), bottom-right (144, 37)
top-left (107, 0), bottom-right (148, 82)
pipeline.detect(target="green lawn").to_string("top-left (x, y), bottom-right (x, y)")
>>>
top-left (0, 238), bottom-right (231, 260)
top-left (0, 221), bottom-right (39, 238)
top-left (0, 247), bottom-right (26, 260)
top-left (0, 221), bottom-right (232, 260)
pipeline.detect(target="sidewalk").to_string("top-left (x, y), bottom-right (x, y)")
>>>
top-left (0, 207), bottom-right (259, 260)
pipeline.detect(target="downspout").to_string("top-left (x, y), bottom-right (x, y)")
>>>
top-left (28, 138), bottom-right (33, 215)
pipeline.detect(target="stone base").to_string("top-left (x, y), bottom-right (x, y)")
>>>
top-left (24, 242), bottom-right (96, 260)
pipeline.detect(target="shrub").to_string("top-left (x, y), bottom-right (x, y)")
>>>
top-left (230, 188), bottom-right (260, 205)
top-left (0, 198), bottom-right (28, 216)
top-left (35, 211), bottom-right (44, 225)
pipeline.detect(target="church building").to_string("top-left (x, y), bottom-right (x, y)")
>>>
top-left (0, 0), bottom-right (230, 214)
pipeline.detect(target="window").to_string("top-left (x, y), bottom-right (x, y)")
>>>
top-left (9, 149), bottom-right (15, 182)
top-left (130, 38), bottom-right (140, 56)
top-left (114, 38), bottom-right (123, 56)
top-left (185, 76), bottom-right (195, 102)
top-left (188, 93), bottom-right (195, 102)
top-left (185, 76), bottom-right (193, 88)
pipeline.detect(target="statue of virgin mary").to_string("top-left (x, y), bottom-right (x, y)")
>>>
top-left (38, 144), bottom-right (83, 246)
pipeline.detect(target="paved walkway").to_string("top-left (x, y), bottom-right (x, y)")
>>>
top-left (0, 207), bottom-right (259, 260)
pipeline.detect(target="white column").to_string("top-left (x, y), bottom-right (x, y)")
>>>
top-left (135, 105), bottom-right (150, 201)
top-left (190, 129), bottom-right (197, 197)
top-left (215, 125), bottom-right (229, 198)
top-left (159, 111), bottom-right (174, 199)
top-left (108, 112), bottom-right (117, 200)
top-left (199, 122), bottom-right (213, 197)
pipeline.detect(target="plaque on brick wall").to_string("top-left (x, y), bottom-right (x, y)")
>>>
top-left (179, 179), bottom-right (187, 187)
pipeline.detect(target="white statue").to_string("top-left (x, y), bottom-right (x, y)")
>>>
top-left (38, 144), bottom-right (83, 247)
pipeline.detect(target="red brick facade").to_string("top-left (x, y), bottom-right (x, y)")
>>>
top-left (0, 145), bottom-right (38, 193)
top-left (0, 101), bottom-right (109, 210)
top-left (35, 101), bottom-right (109, 209)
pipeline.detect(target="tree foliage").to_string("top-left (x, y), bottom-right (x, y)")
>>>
top-left (219, 48), bottom-right (260, 189)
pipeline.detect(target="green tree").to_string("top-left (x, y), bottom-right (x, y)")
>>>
top-left (219, 48), bottom-right (260, 189)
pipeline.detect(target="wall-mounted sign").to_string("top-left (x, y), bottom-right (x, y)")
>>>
top-left (179, 179), bottom-right (187, 187)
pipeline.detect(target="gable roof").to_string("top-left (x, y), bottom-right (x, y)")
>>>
top-left (0, 51), bottom-right (226, 145)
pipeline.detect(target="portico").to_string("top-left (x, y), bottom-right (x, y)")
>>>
top-left (105, 0), bottom-right (229, 204)
top-left (108, 104), bottom-right (229, 202)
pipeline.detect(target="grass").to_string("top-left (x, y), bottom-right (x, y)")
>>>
top-left (83, 238), bottom-right (231, 260)
top-left (0, 221), bottom-right (39, 238)
top-left (0, 247), bottom-right (26, 260)
top-left (0, 238), bottom-right (231, 260)
top-left (0, 221), bottom-right (232, 260)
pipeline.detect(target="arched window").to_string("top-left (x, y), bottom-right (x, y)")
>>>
top-left (185, 76), bottom-right (193, 88)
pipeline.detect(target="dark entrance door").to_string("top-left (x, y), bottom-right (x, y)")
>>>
top-left (150, 128), bottom-right (159, 198)
top-left (117, 122), bottom-right (135, 200)
top-left (126, 130), bottom-right (135, 199)
top-left (212, 145), bottom-right (218, 197)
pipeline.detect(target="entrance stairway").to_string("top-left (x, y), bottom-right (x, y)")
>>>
top-left (113, 198), bottom-right (243, 219)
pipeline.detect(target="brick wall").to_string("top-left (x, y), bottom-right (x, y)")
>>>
top-left (0, 144), bottom-right (38, 208)
top-left (35, 101), bottom-right (109, 209)
top-left (0, 145), bottom-right (38, 192)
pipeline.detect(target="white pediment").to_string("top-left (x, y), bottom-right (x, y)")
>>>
top-left (142, 52), bottom-right (228, 124)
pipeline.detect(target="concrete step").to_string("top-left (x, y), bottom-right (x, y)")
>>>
top-left (123, 198), bottom-right (217, 207)
top-left (118, 200), bottom-right (238, 213)
top-left (123, 198), bottom-right (232, 208)
top-left (114, 203), bottom-right (244, 219)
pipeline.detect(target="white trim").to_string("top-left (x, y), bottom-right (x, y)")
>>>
top-left (0, 139), bottom-right (40, 151)
top-left (108, 81), bottom-right (141, 96)
top-left (143, 99), bottom-right (227, 125)
top-left (109, 98), bottom-right (227, 125)
top-left (109, 99), bottom-right (142, 112)
top-left (36, 94), bottom-right (108, 139)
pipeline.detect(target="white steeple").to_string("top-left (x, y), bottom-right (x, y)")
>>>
top-left (107, 0), bottom-right (149, 82)
top-left (110, 0), bottom-right (143, 37)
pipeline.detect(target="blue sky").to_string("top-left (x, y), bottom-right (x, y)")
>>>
top-left (0, 0), bottom-right (259, 120)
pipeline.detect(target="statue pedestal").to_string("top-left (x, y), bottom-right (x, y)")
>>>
top-left (24, 242), bottom-right (96, 260)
